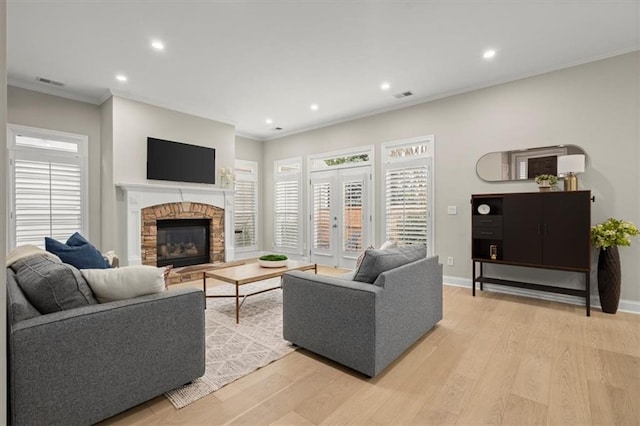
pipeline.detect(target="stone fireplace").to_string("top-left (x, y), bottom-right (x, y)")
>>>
top-left (141, 203), bottom-right (223, 268)
top-left (117, 183), bottom-right (234, 272)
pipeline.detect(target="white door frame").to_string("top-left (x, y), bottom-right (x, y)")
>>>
top-left (307, 146), bottom-right (374, 268)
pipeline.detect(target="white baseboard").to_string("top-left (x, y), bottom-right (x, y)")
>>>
top-left (443, 275), bottom-right (640, 315)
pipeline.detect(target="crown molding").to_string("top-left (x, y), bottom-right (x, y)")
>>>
top-left (8, 78), bottom-right (102, 105)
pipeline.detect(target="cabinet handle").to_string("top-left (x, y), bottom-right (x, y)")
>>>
top-left (480, 231), bottom-right (493, 235)
top-left (538, 224), bottom-right (542, 235)
top-left (544, 224), bottom-right (548, 236)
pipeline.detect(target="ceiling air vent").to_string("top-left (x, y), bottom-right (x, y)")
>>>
top-left (36, 76), bottom-right (65, 87)
top-left (393, 91), bottom-right (413, 99)
top-left (273, 127), bottom-right (283, 131)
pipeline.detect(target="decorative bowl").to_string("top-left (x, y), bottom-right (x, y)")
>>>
top-left (258, 259), bottom-right (288, 268)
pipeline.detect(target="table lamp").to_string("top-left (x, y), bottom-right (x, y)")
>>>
top-left (557, 154), bottom-right (585, 191)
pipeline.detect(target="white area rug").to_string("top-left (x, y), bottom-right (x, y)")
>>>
top-left (165, 279), bottom-right (296, 408)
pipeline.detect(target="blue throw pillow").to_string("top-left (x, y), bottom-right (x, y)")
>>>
top-left (45, 237), bottom-right (110, 269)
top-left (66, 232), bottom-right (92, 247)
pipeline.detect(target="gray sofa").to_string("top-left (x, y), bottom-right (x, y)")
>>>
top-left (6, 268), bottom-right (206, 425)
top-left (282, 253), bottom-right (442, 377)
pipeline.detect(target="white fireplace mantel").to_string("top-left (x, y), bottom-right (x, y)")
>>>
top-left (116, 183), bottom-right (235, 266)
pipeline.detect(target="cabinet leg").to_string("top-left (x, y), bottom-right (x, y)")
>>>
top-left (479, 262), bottom-right (484, 291)
top-left (472, 261), bottom-right (476, 297)
top-left (586, 271), bottom-right (591, 317)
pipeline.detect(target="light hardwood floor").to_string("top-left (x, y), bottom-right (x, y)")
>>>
top-left (102, 266), bottom-right (640, 425)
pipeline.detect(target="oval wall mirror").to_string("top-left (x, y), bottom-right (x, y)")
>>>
top-left (476, 145), bottom-right (587, 182)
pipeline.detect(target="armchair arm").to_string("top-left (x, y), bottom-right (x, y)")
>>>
top-left (9, 288), bottom-right (205, 426)
top-left (282, 271), bottom-right (382, 377)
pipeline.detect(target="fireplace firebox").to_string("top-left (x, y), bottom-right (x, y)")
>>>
top-left (156, 219), bottom-right (210, 267)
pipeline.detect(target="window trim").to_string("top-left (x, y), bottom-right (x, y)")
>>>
top-left (7, 124), bottom-right (89, 250)
top-left (233, 159), bottom-right (259, 253)
top-left (273, 157), bottom-right (303, 255)
top-left (381, 135), bottom-right (435, 255)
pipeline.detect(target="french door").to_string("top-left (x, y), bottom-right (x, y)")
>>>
top-left (309, 166), bottom-right (371, 269)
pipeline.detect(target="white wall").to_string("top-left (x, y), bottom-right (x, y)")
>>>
top-left (262, 52), bottom-right (640, 304)
top-left (101, 96), bottom-right (236, 258)
top-left (1, 0), bottom-right (8, 420)
top-left (7, 86), bottom-right (103, 248)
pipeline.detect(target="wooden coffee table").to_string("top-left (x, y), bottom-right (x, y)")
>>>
top-left (204, 260), bottom-right (317, 323)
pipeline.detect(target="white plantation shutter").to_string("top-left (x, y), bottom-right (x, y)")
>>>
top-left (312, 181), bottom-right (331, 250)
top-left (14, 159), bottom-right (83, 246)
top-left (343, 180), bottom-right (363, 252)
top-left (382, 136), bottom-right (434, 252)
top-left (234, 160), bottom-right (258, 251)
top-left (8, 125), bottom-right (88, 249)
top-left (385, 164), bottom-right (428, 244)
top-left (274, 158), bottom-right (303, 254)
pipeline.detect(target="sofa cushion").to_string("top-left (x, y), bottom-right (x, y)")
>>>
top-left (6, 269), bottom-right (41, 323)
top-left (353, 244), bottom-right (427, 284)
top-left (81, 265), bottom-right (166, 303)
top-left (11, 254), bottom-right (98, 314)
top-left (45, 236), bottom-right (110, 269)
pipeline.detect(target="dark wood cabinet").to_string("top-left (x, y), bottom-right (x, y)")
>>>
top-left (471, 191), bottom-right (592, 315)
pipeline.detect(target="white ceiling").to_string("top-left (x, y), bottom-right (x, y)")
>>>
top-left (7, 1), bottom-right (640, 141)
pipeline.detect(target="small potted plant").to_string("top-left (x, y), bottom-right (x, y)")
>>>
top-left (534, 174), bottom-right (558, 192)
top-left (591, 218), bottom-right (639, 313)
top-left (258, 254), bottom-right (288, 268)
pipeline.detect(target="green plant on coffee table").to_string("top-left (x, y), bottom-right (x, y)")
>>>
top-left (259, 254), bottom-right (288, 261)
top-left (591, 218), bottom-right (640, 249)
top-left (534, 174), bottom-right (558, 186)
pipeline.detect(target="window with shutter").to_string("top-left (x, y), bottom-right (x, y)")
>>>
top-left (234, 160), bottom-right (258, 252)
top-left (343, 180), bottom-right (363, 252)
top-left (312, 181), bottom-right (331, 250)
top-left (7, 125), bottom-right (88, 249)
top-left (273, 157), bottom-right (303, 254)
top-left (382, 136), bottom-right (434, 253)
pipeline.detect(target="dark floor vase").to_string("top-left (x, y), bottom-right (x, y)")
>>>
top-left (598, 246), bottom-right (621, 314)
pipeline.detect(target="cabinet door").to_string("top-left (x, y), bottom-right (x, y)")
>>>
top-left (503, 193), bottom-right (542, 264)
top-left (542, 192), bottom-right (591, 269)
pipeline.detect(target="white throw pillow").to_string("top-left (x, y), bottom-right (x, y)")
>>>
top-left (81, 265), bottom-right (166, 303)
top-left (379, 240), bottom-right (398, 250)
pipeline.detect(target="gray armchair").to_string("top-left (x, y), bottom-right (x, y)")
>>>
top-left (6, 268), bottom-right (205, 425)
top-left (282, 255), bottom-right (442, 377)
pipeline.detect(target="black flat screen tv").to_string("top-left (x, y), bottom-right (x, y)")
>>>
top-left (147, 137), bottom-right (216, 184)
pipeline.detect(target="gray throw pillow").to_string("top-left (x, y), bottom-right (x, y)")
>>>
top-left (6, 270), bottom-right (41, 323)
top-left (11, 254), bottom-right (98, 314)
top-left (353, 244), bottom-right (426, 284)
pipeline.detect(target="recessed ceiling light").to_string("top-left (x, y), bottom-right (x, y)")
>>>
top-left (151, 40), bottom-right (165, 51)
top-left (116, 74), bottom-right (128, 82)
top-left (265, 118), bottom-right (273, 125)
top-left (380, 82), bottom-right (391, 91)
top-left (310, 103), bottom-right (319, 111)
top-left (483, 49), bottom-right (496, 59)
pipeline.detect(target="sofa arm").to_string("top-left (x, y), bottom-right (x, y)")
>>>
top-left (9, 288), bottom-right (205, 426)
top-left (282, 271), bottom-right (382, 377)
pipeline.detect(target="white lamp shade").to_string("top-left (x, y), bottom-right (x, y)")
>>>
top-left (557, 154), bottom-right (585, 175)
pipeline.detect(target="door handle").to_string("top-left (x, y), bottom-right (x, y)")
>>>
top-left (332, 224), bottom-right (338, 228)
